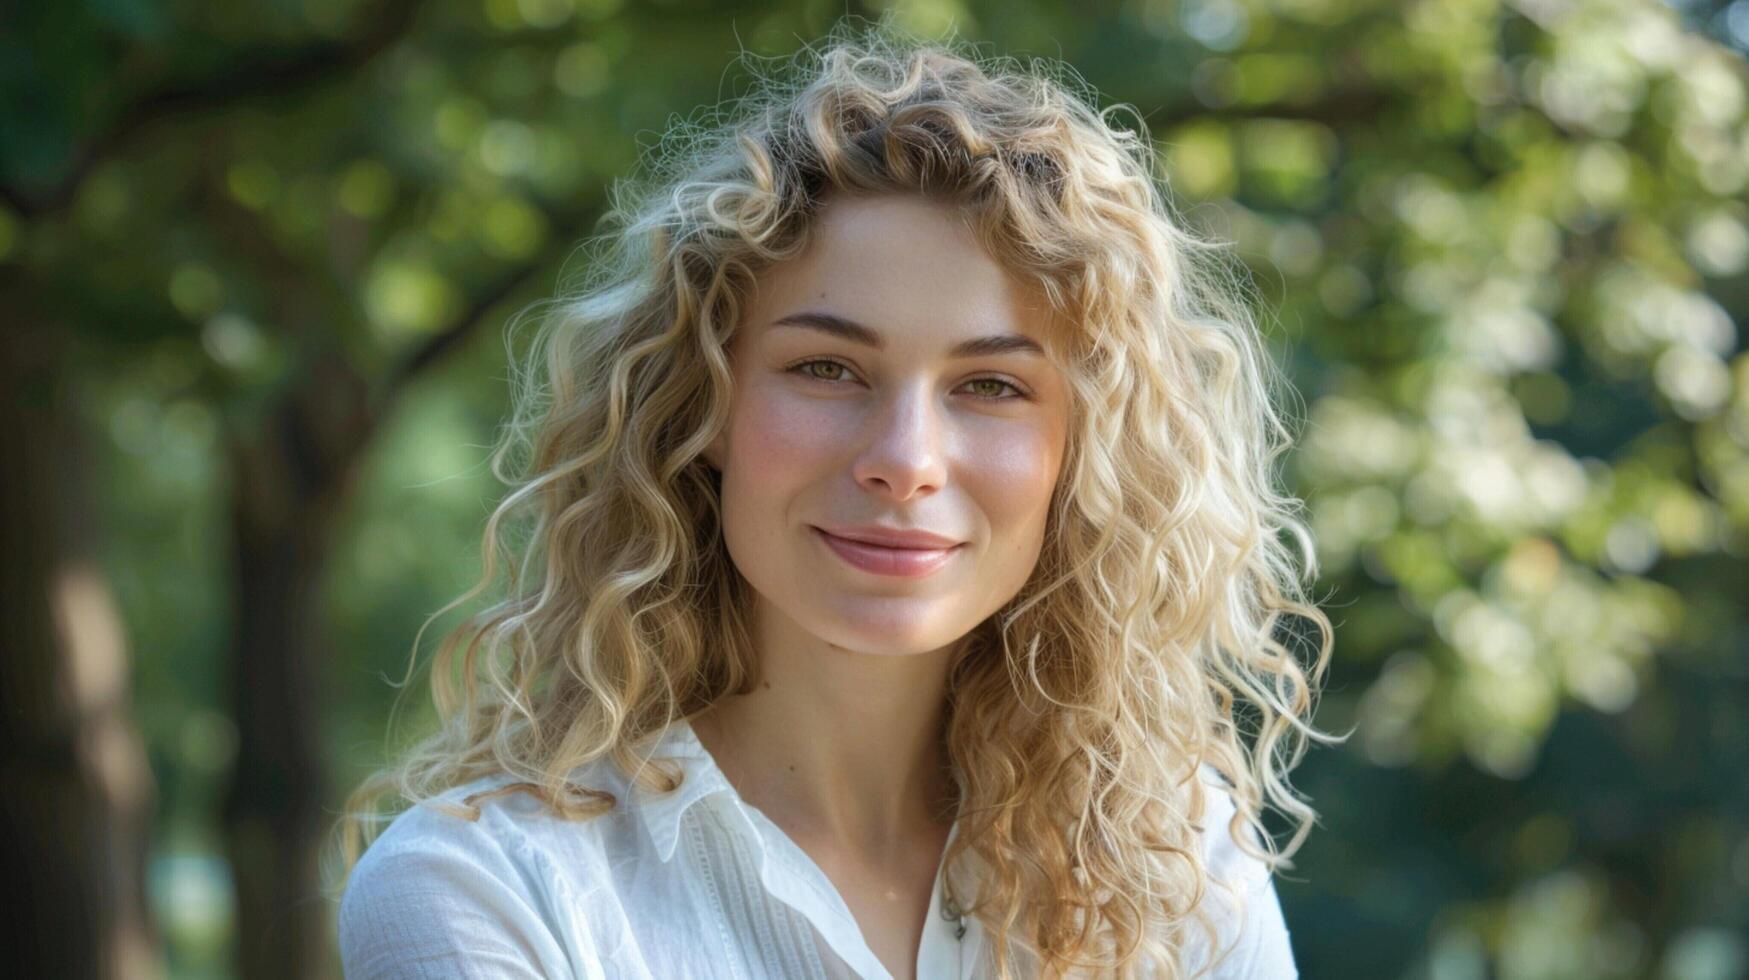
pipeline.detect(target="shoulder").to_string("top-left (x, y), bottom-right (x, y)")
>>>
top-left (337, 771), bottom-right (627, 979)
top-left (342, 774), bottom-right (544, 900)
top-left (1186, 763), bottom-right (1299, 979)
top-left (1192, 764), bottom-right (1268, 894)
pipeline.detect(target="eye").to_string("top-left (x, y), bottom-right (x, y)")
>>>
top-left (791, 358), bottom-right (852, 383)
top-left (963, 377), bottom-right (1026, 400)
top-left (785, 358), bottom-right (1030, 401)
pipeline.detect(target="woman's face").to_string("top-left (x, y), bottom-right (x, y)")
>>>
top-left (704, 193), bottom-right (1071, 657)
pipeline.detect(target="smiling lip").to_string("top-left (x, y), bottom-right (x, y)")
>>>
top-left (810, 526), bottom-right (964, 578)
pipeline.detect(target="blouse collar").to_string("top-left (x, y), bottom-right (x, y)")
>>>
top-left (623, 716), bottom-right (922, 979)
top-left (622, 716), bottom-right (737, 863)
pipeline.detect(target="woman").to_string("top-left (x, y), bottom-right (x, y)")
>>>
top-left (332, 20), bottom-right (1339, 980)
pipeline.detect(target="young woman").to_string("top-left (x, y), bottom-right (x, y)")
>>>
top-left (332, 22), bottom-right (1338, 980)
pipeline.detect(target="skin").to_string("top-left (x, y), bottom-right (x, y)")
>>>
top-left (691, 192), bottom-right (1072, 980)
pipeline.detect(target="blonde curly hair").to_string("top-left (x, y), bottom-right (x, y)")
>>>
top-left (329, 17), bottom-right (1341, 979)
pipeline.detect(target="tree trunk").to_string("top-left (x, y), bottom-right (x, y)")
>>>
top-left (220, 350), bottom-right (372, 980)
top-left (0, 321), bottom-right (162, 978)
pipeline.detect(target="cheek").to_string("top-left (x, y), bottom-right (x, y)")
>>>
top-left (963, 425), bottom-right (1064, 547)
top-left (724, 383), bottom-right (846, 495)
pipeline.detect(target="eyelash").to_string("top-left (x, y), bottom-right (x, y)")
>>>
top-left (784, 357), bottom-right (1030, 401)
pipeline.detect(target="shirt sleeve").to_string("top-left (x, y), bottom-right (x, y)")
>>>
top-left (1195, 767), bottom-right (1300, 979)
top-left (337, 805), bottom-right (580, 980)
top-left (1215, 872), bottom-right (1298, 979)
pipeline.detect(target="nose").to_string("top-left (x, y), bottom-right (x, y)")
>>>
top-left (850, 380), bottom-right (949, 501)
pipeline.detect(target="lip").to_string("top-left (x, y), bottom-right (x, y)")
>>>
top-left (816, 525), bottom-right (965, 549)
top-left (810, 526), bottom-right (965, 578)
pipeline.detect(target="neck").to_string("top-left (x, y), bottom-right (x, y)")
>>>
top-left (690, 603), bottom-right (961, 862)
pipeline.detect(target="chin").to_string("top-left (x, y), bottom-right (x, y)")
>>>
top-left (810, 605), bottom-right (970, 656)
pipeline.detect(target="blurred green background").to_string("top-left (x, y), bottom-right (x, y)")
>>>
top-left (3, 0), bottom-right (1746, 978)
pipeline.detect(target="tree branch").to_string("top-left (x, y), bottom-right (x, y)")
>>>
top-left (378, 205), bottom-right (605, 411)
top-left (2, 0), bottom-right (421, 219)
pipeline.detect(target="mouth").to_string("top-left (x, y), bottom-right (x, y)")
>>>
top-left (809, 526), bottom-right (964, 579)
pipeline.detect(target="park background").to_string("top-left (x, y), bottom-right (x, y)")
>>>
top-left (4, 0), bottom-right (1747, 977)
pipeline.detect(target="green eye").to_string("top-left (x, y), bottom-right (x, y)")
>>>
top-left (787, 359), bottom-right (1026, 400)
top-left (967, 378), bottom-right (1016, 399)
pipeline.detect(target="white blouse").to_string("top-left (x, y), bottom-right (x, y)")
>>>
top-left (337, 718), bottom-right (1298, 978)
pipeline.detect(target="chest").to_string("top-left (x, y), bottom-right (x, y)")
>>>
top-left (795, 826), bottom-right (955, 980)
top-left (809, 855), bottom-right (941, 980)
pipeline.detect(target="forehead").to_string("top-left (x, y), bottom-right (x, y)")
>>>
top-left (743, 193), bottom-right (1055, 348)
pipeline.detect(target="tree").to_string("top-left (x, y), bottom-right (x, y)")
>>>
top-left (0, 319), bottom-right (158, 978)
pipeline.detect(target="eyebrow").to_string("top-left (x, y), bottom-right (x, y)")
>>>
top-left (769, 311), bottom-right (1046, 359)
